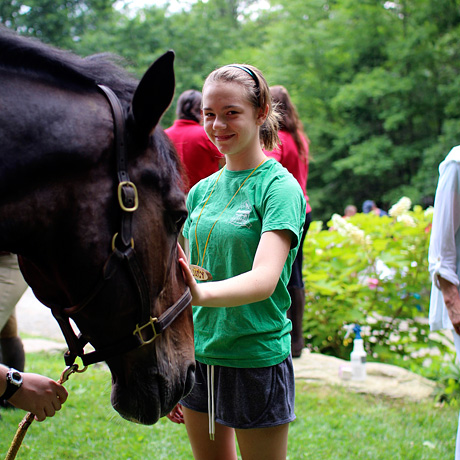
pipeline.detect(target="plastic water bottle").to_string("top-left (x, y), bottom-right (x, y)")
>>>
top-left (350, 324), bottom-right (366, 381)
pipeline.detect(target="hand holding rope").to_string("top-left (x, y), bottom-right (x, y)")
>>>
top-left (5, 363), bottom-right (87, 460)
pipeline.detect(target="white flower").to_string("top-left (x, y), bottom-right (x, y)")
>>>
top-left (397, 214), bottom-right (416, 227)
top-left (424, 206), bottom-right (434, 218)
top-left (330, 213), bottom-right (369, 245)
top-left (330, 214), bottom-right (348, 236)
top-left (389, 197), bottom-right (412, 217)
top-left (349, 227), bottom-right (367, 245)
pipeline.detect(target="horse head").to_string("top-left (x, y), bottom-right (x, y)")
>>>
top-left (0, 29), bottom-right (195, 425)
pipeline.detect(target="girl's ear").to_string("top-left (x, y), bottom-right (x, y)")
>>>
top-left (256, 104), bottom-right (269, 126)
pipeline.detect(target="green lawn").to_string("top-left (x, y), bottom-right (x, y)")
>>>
top-left (0, 352), bottom-right (457, 459)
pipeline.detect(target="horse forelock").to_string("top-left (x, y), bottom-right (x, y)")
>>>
top-left (0, 26), bottom-right (137, 105)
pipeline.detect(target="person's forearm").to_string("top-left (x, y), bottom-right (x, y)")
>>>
top-left (438, 276), bottom-right (460, 335)
top-left (438, 276), bottom-right (460, 309)
top-left (0, 364), bottom-right (8, 396)
top-left (197, 266), bottom-right (277, 307)
top-left (178, 230), bottom-right (291, 308)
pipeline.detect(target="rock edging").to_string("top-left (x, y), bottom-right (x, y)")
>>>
top-left (293, 351), bottom-right (436, 402)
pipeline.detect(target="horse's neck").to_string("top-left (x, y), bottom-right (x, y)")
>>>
top-left (0, 72), bottom-right (113, 188)
top-left (0, 71), bottom-right (116, 253)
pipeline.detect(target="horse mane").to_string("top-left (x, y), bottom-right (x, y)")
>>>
top-left (0, 26), bottom-right (137, 104)
top-left (0, 27), bottom-right (186, 207)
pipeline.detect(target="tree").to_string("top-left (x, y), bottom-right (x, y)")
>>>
top-left (259, 0), bottom-right (460, 221)
top-left (0, 0), bottom-right (115, 48)
top-left (2, 0), bottom-right (459, 217)
top-left (75, 0), bottom-right (262, 126)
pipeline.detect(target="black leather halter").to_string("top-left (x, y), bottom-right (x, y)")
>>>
top-left (50, 84), bottom-right (191, 367)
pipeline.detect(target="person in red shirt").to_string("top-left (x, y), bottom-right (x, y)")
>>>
top-left (265, 85), bottom-right (312, 358)
top-left (165, 90), bottom-right (224, 191)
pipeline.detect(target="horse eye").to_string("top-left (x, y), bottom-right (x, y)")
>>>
top-left (171, 210), bottom-right (187, 232)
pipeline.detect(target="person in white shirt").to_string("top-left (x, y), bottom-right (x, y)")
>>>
top-left (428, 145), bottom-right (460, 459)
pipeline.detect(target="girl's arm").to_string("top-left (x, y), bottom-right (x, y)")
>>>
top-left (178, 229), bottom-right (292, 307)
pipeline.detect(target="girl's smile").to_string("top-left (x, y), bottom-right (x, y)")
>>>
top-left (202, 81), bottom-right (266, 168)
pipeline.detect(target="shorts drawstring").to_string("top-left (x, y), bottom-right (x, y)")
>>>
top-left (207, 364), bottom-right (215, 440)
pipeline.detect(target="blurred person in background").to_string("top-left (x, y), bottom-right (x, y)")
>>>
top-left (362, 199), bottom-right (387, 217)
top-left (165, 89), bottom-right (224, 192)
top-left (265, 85), bottom-right (310, 358)
top-left (0, 253), bottom-right (27, 394)
top-left (0, 253), bottom-right (67, 420)
top-left (343, 204), bottom-right (357, 218)
top-left (428, 145), bottom-right (460, 460)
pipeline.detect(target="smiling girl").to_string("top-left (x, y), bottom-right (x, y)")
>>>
top-left (169, 64), bottom-right (306, 460)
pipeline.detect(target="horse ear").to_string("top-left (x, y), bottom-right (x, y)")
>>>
top-left (130, 50), bottom-right (175, 137)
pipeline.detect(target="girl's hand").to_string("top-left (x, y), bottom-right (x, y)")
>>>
top-left (177, 243), bottom-right (203, 305)
top-left (177, 243), bottom-right (196, 287)
top-left (166, 403), bottom-right (184, 424)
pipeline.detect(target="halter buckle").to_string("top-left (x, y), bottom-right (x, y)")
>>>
top-left (111, 232), bottom-right (134, 251)
top-left (133, 317), bottom-right (160, 345)
top-left (118, 181), bottom-right (139, 212)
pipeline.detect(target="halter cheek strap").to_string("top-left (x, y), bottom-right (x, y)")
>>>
top-left (49, 84), bottom-right (192, 367)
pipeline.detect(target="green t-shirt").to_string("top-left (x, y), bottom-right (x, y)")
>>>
top-left (183, 158), bottom-right (306, 368)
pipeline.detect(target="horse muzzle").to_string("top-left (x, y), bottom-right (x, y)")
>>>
top-left (109, 355), bottom-right (195, 425)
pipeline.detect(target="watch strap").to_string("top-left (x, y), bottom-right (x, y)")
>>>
top-left (1, 369), bottom-right (22, 401)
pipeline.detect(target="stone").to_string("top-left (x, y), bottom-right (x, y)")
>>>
top-left (293, 350), bottom-right (436, 401)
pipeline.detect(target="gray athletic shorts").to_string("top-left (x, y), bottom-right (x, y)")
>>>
top-left (180, 355), bottom-right (296, 429)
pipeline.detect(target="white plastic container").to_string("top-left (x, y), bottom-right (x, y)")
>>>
top-left (350, 327), bottom-right (366, 381)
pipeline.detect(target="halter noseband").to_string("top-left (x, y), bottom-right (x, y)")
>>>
top-left (50, 84), bottom-right (191, 367)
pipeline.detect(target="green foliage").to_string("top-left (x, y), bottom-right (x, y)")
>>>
top-left (0, 0), bottom-right (115, 48)
top-left (433, 356), bottom-right (460, 406)
top-left (259, 0), bottom-right (460, 221)
top-left (1, 0), bottom-right (460, 218)
top-left (302, 197), bottom-right (447, 370)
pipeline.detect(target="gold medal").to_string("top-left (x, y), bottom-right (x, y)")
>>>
top-left (190, 264), bottom-right (213, 281)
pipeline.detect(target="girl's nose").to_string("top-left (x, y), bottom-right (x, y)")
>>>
top-left (213, 117), bottom-right (227, 130)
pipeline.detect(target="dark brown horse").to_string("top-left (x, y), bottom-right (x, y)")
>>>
top-left (0, 27), bottom-right (195, 425)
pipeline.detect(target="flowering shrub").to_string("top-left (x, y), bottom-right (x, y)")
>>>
top-left (302, 197), bottom-right (450, 371)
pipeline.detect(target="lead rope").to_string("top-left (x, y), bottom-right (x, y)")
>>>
top-left (5, 363), bottom-right (88, 460)
top-left (207, 364), bottom-right (215, 440)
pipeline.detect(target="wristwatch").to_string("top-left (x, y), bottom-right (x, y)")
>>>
top-left (1, 368), bottom-right (23, 401)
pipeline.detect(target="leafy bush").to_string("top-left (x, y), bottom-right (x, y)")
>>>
top-left (434, 357), bottom-right (460, 406)
top-left (302, 197), bottom-right (452, 369)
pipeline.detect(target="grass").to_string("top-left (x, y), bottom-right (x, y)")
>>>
top-left (0, 352), bottom-right (457, 459)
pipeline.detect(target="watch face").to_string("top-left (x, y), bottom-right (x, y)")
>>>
top-left (8, 369), bottom-right (22, 386)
